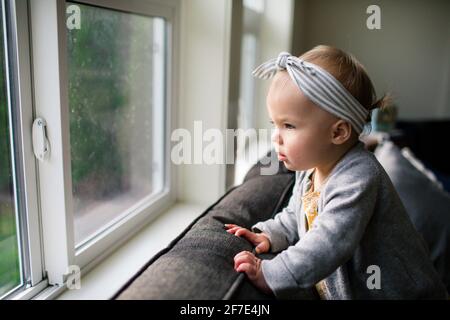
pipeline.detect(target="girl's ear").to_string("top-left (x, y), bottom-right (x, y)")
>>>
top-left (330, 120), bottom-right (352, 145)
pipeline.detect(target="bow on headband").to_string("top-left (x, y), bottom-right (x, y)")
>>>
top-left (253, 52), bottom-right (369, 134)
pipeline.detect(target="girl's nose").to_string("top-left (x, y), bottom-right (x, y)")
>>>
top-left (271, 128), bottom-right (282, 145)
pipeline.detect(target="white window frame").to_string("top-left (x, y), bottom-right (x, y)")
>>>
top-left (1, 0), bottom-right (46, 300)
top-left (29, 0), bottom-right (178, 286)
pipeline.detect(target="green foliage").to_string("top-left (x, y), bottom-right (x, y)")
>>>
top-left (68, 6), bottom-right (128, 197)
top-left (0, 211), bottom-right (21, 296)
top-left (0, 28), bottom-right (11, 194)
top-left (0, 13), bottom-right (20, 295)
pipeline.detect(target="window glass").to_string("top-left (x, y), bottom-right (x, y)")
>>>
top-left (234, 1), bottom-right (264, 185)
top-left (0, 5), bottom-right (21, 297)
top-left (66, 3), bottom-right (166, 246)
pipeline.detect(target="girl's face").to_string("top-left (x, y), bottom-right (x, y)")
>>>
top-left (267, 72), bottom-right (338, 172)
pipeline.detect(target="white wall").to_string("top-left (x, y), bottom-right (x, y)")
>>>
top-left (255, 0), bottom-right (295, 130)
top-left (292, 0), bottom-right (450, 120)
top-left (177, 0), bottom-right (232, 204)
top-left (176, 0), bottom-right (296, 201)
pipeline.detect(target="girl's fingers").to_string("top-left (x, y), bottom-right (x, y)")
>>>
top-left (255, 241), bottom-right (269, 254)
top-left (234, 251), bottom-right (256, 260)
top-left (235, 228), bottom-right (252, 238)
top-left (226, 226), bottom-right (242, 234)
top-left (234, 253), bottom-right (253, 268)
top-left (226, 226), bottom-right (267, 252)
top-left (234, 252), bottom-right (260, 280)
top-left (235, 229), bottom-right (260, 244)
top-left (227, 227), bottom-right (253, 238)
top-left (234, 251), bottom-right (256, 266)
top-left (224, 224), bottom-right (239, 229)
top-left (236, 263), bottom-right (256, 277)
top-left (234, 250), bottom-right (254, 258)
top-left (234, 256), bottom-right (246, 270)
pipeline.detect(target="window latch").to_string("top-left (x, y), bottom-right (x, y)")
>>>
top-left (32, 117), bottom-right (50, 161)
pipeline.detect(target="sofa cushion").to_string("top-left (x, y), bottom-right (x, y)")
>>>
top-left (113, 157), bottom-right (318, 300)
top-left (374, 141), bottom-right (450, 291)
top-left (400, 147), bottom-right (444, 190)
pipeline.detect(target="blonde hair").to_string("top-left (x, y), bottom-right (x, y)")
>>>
top-left (299, 45), bottom-right (392, 122)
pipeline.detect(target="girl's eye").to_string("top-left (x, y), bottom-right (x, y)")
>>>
top-left (284, 123), bottom-right (295, 129)
top-left (269, 121), bottom-right (295, 129)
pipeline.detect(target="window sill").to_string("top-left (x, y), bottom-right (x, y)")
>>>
top-left (35, 201), bottom-right (207, 300)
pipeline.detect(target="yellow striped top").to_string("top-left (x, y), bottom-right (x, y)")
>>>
top-left (301, 173), bottom-right (328, 299)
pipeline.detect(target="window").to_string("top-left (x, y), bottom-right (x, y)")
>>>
top-left (27, 0), bottom-right (176, 285)
top-left (0, 0), bottom-right (47, 300)
top-left (0, 0), bottom-right (179, 297)
top-left (66, 2), bottom-right (166, 247)
top-left (0, 2), bottom-right (21, 297)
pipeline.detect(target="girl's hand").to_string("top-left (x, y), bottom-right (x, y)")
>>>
top-left (224, 224), bottom-right (271, 254)
top-left (233, 250), bottom-right (272, 295)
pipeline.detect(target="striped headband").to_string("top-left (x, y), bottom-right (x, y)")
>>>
top-left (252, 52), bottom-right (369, 134)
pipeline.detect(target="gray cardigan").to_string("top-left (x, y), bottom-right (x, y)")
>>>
top-left (252, 141), bottom-right (448, 299)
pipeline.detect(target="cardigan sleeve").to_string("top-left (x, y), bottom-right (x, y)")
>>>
top-left (261, 159), bottom-right (380, 296)
top-left (251, 171), bottom-right (302, 253)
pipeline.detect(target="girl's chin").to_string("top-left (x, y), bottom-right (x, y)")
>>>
top-left (282, 161), bottom-right (306, 172)
top-left (282, 161), bottom-right (295, 170)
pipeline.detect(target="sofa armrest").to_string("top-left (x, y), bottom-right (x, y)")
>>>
top-left (113, 158), bottom-right (317, 299)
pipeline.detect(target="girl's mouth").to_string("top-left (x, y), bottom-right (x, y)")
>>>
top-left (278, 152), bottom-right (287, 161)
